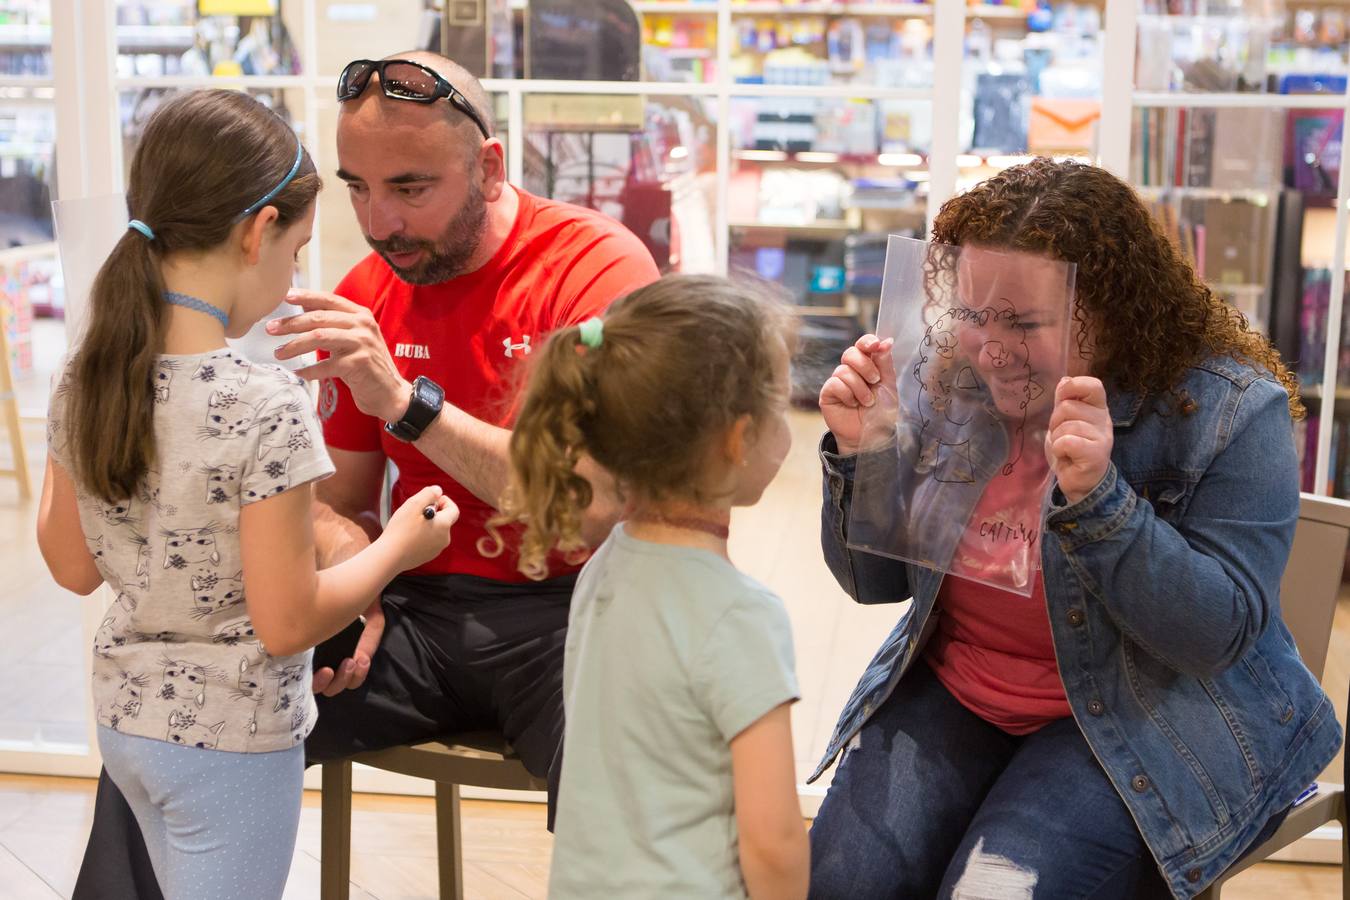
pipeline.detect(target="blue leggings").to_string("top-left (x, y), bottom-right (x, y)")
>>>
top-left (97, 726), bottom-right (303, 900)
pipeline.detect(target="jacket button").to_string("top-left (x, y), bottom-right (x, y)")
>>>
top-left (1132, 775), bottom-right (1150, 792)
top-left (1067, 608), bottom-right (1085, 627)
top-left (1087, 699), bottom-right (1104, 716)
top-left (1281, 706), bottom-right (1294, 725)
top-left (1186, 868), bottom-right (1202, 883)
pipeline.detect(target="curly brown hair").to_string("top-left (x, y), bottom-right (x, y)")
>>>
top-left (930, 158), bottom-right (1303, 420)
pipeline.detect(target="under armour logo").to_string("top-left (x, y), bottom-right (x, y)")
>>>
top-left (503, 335), bottom-right (532, 358)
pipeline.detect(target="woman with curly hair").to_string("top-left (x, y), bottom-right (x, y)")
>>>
top-left (809, 158), bottom-right (1341, 898)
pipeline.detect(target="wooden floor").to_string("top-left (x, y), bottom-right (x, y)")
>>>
top-left (0, 773), bottom-right (1341, 900)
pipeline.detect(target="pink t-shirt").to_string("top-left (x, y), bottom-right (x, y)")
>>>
top-left (923, 453), bottom-right (1071, 734)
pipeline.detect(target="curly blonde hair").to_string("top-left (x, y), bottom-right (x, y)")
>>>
top-left (931, 158), bottom-right (1303, 420)
top-left (485, 274), bottom-right (795, 580)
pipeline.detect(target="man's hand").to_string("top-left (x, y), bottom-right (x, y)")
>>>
top-left (269, 289), bottom-right (411, 424)
top-left (312, 599), bottom-right (385, 696)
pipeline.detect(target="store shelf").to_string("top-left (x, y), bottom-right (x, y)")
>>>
top-left (735, 149), bottom-right (928, 165)
top-left (731, 220), bottom-right (854, 237)
top-left (0, 23), bottom-right (195, 52)
top-left (728, 3), bottom-right (933, 17)
top-left (114, 75), bottom-right (308, 90)
top-left (0, 143), bottom-right (53, 157)
top-left (1209, 282), bottom-right (1267, 293)
top-left (792, 304), bottom-right (857, 317)
top-left (636, 0), bottom-right (1022, 14)
top-left (0, 24), bottom-right (48, 48)
top-left (633, 1), bottom-right (718, 12)
top-left (117, 25), bottom-right (196, 53)
top-left (1137, 186), bottom-right (1276, 203)
top-left (968, 4), bottom-right (1029, 19)
top-left (1302, 386), bottom-right (1350, 404)
top-left (1134, 91), bottom-right (1348, 109)
top-left (659, 48), bottom-right (716, 59)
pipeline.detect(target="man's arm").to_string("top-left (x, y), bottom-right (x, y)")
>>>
top-left (273, 290), bottom-right (623, 547)
top-left (311, 446), bottom-right (389, 695)
top-left (410, 404), bottom-right (621, 547)
top-left (314, 446), bottom-right (387, 566)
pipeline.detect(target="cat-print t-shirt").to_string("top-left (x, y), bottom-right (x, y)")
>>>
top-left (46, 349), bottom-right (334, 753)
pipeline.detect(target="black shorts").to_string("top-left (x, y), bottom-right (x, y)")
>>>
top-left (307, 571), bottom-right (574, 813)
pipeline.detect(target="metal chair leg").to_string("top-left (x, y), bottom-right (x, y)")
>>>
top-left (320, 760), bottom-right (354, 900)
top-left (435, 781), bottom-right (464, 900)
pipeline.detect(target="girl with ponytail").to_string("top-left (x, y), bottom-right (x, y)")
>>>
top-left (491, 274), bottom-right (810, 898)
top-left (35, 89), bottom-right (455, 899)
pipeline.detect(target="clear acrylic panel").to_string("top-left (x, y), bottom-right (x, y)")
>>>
top-left (0, 241), bottom-right (83, 753)
top-left (1124, 94), bottom-right (1350, 504)
top-left (1136, 2), bottom-right (1284, 94)
top-left (729, 95), bottom-right (928, 321)
top-left (522, 94), bottom-right (717, 273)
top-left (846, 237), bottom-right (1075, 597)
top-left (115, 0), bottom-right (302, 77)
top-left (0, 0), bottom-right (53, 78)
top-left (314, 0), bottom-right (438, 79)
top-left (0, 99), bottom-right (55, 249)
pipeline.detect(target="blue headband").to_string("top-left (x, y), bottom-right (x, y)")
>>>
top-left (238, 135), bottom-right (305, 221)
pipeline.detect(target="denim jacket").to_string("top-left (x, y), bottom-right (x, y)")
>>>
top-left (815, 355), bottom-right (1343, 897)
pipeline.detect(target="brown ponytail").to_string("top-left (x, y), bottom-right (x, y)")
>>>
top-left (489, 322), bottom-right (599, 581)
top-left (487, 273), bottom-right (795, 580)
top-left (65, 89), bottom-right (321, 504)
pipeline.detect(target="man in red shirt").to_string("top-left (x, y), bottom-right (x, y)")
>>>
top-left (73, 53), bottom-right (656, 899)
top-left (269, 53), bottom-right (657, 795)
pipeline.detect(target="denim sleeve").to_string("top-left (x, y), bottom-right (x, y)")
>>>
top-left (820, 432), bottom-right (911, 605)
top-left (1046, 379), bottom-right (1299, 677)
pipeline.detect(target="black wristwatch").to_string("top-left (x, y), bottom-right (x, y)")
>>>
top-left (384, 375), bottom-right (444, 442)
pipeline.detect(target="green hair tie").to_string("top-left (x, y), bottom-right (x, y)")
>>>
top-left (578, 317), bottom-right (604, 349)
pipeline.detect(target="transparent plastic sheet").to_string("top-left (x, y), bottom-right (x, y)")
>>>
top-left (52, 193), bottom-right (132, 343)
top-left (846, 236), bottom-right (1076, 597)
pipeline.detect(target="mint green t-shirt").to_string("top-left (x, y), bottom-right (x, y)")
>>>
top-left (549, 524), bottom-right (800, 899)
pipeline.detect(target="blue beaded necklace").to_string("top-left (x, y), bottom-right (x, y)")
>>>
top-left (164, 291), bottom-right (229, 328)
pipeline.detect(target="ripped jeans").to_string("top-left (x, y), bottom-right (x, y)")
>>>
top-left (808, 660), bottom-right (1171, 899)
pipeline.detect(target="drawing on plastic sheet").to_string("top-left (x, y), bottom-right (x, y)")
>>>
top-left (845, 236), bottom-right (1075, 597)
top-left (912, 296), bottom-right (1047, 485)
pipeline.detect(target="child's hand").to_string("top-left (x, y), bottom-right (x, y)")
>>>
top-left (384, 486), bottom-right (458, 572)
top-left (819, 334), bottom-right (897, 456)
top-left (1046, 376), bottom-right (1113, 506)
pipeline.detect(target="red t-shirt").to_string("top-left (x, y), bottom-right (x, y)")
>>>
top-left (923, 453), bottom-right (1071, 734)
top-left (319, 188), bottom-right (660, 582)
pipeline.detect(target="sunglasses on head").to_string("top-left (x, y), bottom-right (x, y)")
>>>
top-left (337, 59), bottom-right (491, 140)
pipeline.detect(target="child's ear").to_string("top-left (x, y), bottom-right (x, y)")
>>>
top-left (722, 415), bottom-right (754, 467)
top-left (238, 206), bottom-right (280, 265)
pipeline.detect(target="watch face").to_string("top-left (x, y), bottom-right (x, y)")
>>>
top-left (415, 376), bottom-right (445, 405)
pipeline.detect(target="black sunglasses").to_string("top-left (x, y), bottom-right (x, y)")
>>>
top-left (337, 59), bottom-right (491, 140)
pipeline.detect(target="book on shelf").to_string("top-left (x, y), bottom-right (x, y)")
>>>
top-left (971, 73), bottom-right (1030, 153)
top-left (1296, 268), bottom-right (1350, 391)
top-left (1284, 109), bottom-right (1341, 201)
top-left (1295, 413), bottom-right (1350, 497)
